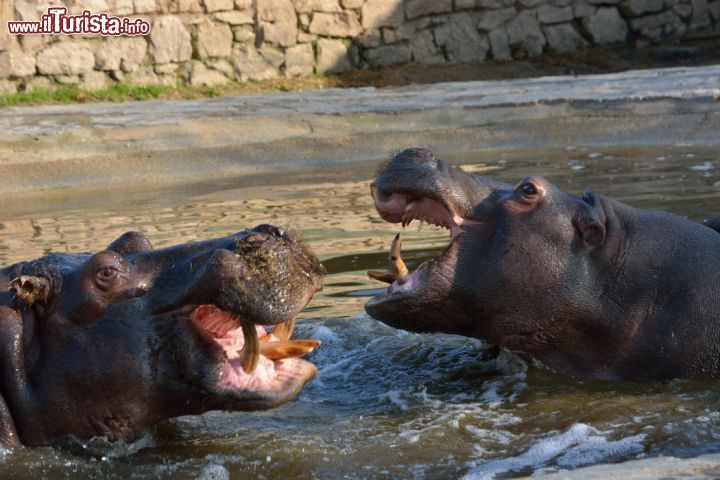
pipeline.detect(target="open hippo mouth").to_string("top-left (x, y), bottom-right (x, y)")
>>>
top-left (149, 224), bottom-right (326, 409)
top-left (367, 187), bottom-right (472, 292)
top-left (365, 185), bottom-right (481, 312)
top-left (363, 148), bottom-right (506, 332)
top-left (189, 305), bottom-right (319, 404)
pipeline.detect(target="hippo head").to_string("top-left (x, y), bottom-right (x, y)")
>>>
top-left (365, 148), bottom-right (508, 335)
top-left (365, 152), bottom-right (629, 376)
top-left (0, 225), bottom-right (324, 447)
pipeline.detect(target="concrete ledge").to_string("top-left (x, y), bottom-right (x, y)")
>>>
top-left (539, 453), bottom-right (720, 479)
top-left (0, 65), bottom-right (719, 195)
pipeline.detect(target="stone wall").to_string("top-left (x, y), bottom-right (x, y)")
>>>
top-left (1, 0), bottom-right (719, 94)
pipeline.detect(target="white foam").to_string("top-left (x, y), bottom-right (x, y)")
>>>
top-left (462, 423), bottom-right (646, 480)
top-left (690, 161), bottom-right (713, 171)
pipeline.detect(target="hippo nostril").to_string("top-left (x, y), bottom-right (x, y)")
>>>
top-left (253, 224), bottom-right (284, 237)
top-left (244, 233), bottom-right (268, 245)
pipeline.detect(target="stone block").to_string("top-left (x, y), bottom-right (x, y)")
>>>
top-left (293, 0), bottom-right (341, 13)
top-left (233, 44), bottom-right (278, 81)
top-left (356, 29), bottom-right (382, 47)
top-left (0, 50), bottom-right (36, 78)
top-left (37, 41), bottom-right (95, 75)
top-left (233, 26), bottom-right (256, 42)
top-left (709, 0), bottom-right (720, 20)
top-left (195, 22), bottom-right (233, 58)
top-left (479, 0), bottom-right (514, 7)
top-left (149, 16), bottom-right (192, 63)
top-left (260, 45), bottom-right (285, 67)
top-left (537, 5), bottom-right (573, 23)
top-left (203, 0), bottom-right (233, 11)
top-left (506, 10), bottom-right (546, 57)
top-left (317, 38), bottom-right (352, 73)
top-left (79, 71), bottom-right (108, 90)
top-left (309, 11), bottom-right (362, 37)
top-left (405, 0), bottom-right (452, 19)
top-left (581, 7), bottom-right (628, 43)
top-left (285, 43), bottom-right (314, 75)
top-left (544, 23), bottom-right (588, 52)
top-left (489, 26), bottom-right (511, 60)
top-left (631, 9), bottom-right (686, 39)
top-left (107, 0), bottom-right (134, 14)
top-left (188, 61), bottom-right (229, 86)
top-left (134, 0), bottom-right (157, 13)
top-left (213, 11), bottom-right (254, 24)
top-left (446, 15), bottom-right (489, 63)
top-left (673, 3), bottom-right (693, 18)
top-left (620, 0), bottom-right (664, 15)
top-left (0, 79), bottom-right (18, 95)
top-left (361, 0), bottom-right (404, 29)
top-left (96, 37), bottom-right (145, 70)
top-left (691, 0), bottom-right (711, 28)
top-left (410, 29), bottom-right (439, 62)
top-left (258, 0), bottom-right (298, 46)
top-left (363, 43), bottom-right (412, 67)
top-left (573, 2), bottom-right (596, 17)
top-left (477, 7), bottom-right (516, 31)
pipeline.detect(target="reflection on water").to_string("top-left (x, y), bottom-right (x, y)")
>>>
top-left (0, 145), bottom-right (719, 479)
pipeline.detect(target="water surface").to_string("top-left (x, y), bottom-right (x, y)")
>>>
top-left (1, 145), bottom-right (719, 479)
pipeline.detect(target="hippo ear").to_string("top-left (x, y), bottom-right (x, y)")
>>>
top-left (9, 275), bottom-right (51, 305)
top-left (703, 216), bottom-right (720, 233)
top-left (107, 231), bottom-right (153, 256)
top-left (574, 190), bottom-right (606, 249)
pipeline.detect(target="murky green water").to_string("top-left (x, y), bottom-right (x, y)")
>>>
top-left (0, 145), bottom-right (719, 479)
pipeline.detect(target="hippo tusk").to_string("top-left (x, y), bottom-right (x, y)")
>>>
top-left (260, 339), bottom-right (321, 360)
top-left (401, 200), bottom-right (418, 228)
top-left (239, 317), bottom-right (260, 374)
top-left (367, 270), bottom-right (395, 284)
top-left (390, 233), bottom-right (409, 285)
top-left (271, 317), bottom-right (296, 341)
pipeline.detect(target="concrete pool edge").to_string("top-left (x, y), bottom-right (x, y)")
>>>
top-left (537, 452), bottom-right (720, 479)
top-left (0, 64), bottom-right (719, 196)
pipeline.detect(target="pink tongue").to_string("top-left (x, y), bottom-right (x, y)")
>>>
top-left (189, 305), bottom-right (266, 340)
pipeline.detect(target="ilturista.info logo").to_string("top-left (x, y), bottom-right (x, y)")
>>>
top-left (7, 7), bottom-right (151, 36)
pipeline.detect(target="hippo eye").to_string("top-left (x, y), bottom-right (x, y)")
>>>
top-left (95, 266), bottom-right (121, 291)
top-left (98, 267), bottom-right (119, 279)
top-left (520, 182), bottom-right (537, 196)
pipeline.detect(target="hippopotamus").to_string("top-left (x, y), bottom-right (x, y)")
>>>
top-left (0, 225), bottom-right (324, 447)
top-left (365, 147), bottom-right (720, 381)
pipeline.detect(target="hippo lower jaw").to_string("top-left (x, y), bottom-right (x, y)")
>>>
top-left (186, 304), bottom-right (318, 409)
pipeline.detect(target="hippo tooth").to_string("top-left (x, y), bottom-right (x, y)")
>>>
top-left (259, 339), bottom-right (321, 360)
top-left (367, 270), bottom-right (395, 284)
top-left (271, 317), bottom-right (296, 341)
top-left (239, 318), bottom-right (260, 374)
top-left (390, 233), bottom-right (409, 285)
top-left (401, 212), bottom-right (414, 228)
